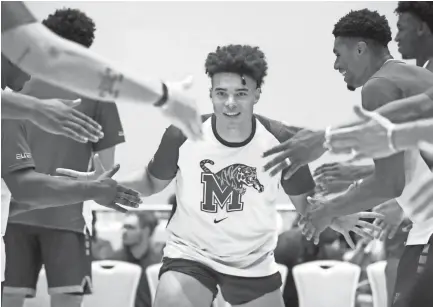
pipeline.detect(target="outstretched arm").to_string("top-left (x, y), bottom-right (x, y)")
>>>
top-left (2, 2), bottom-right (202, 140)
top-left (306, 78), bottom-right (407, 231)
top-left (1, 91), bottom-right (103, 143)
top-left (262, 88), bottom-right (433, 179)
top-left (2, 2), bottom-right (163, 104)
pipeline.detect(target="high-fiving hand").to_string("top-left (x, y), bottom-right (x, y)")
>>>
top-left (56, 154), bottom-right (142, 213)
top-left (163, 76), bottom-right (203, 141)
top-left (262, 129), bottom-right (328, 179)
top-left (30, 98), bottom-right (104, 143)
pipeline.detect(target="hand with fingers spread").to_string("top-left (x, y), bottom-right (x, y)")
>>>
top-left (326, 105), bottom-right (397, 160)
top-left (301, 195), bottom-right (383, 248)
top-left (372, 198), bottom-right (406, 241)
top-left (262, 129), bottom-right (328, 180)
top-left (161, 77), bottom-right (203, 141)
top-left (30, 98), bottom-right (104, 144)
top-left (314, 162), bottom-right (374, 196)
top-left (329, 212), bottom-right (383, 249)
top-left (56, 154), bottom-right (142, 213)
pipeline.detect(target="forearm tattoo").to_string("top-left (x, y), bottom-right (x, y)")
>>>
top-left (98, 68), bottom-right (124, 99)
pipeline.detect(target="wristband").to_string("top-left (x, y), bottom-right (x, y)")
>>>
top-left (154, 82), bottom-right (169, 107)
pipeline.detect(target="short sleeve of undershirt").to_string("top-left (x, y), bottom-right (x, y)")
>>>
top-left (276, 126), bottom-right (316, 195)
top-left (256, 115), bottom-right (316, 196)
top-left (147, 125), bottom-right (187, 180)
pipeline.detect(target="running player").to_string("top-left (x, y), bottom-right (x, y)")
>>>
top-left (1, 1), bottom-right (202, 140)
top-left (2, 9), bottom-right (127, 307)
top-left (58, 44), bottom-right (382, 307)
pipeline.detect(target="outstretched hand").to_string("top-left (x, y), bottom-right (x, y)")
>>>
top-left (162, 76), bottom-right (203, 141)
top-left (56, 154), bottom-right (142, 213)
top-left (263, 129), bottom-right (328, 180)
top-left (31, 98), bottom-right (104, 144)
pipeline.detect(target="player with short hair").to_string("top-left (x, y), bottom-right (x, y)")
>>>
top-left (264, 10), bottom-right (433, 307)
top-left (58, 44), bottom-right (381, 307)
top-left (395, 1), bottom-right (433, 71)
top-left (2, 9), bottom-right (128, 307)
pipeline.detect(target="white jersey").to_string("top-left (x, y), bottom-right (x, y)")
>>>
top-left (1, 179), bottom-right (11, 281)
top-left (148, 114), bottom-right (315, 277)
top-left (396, 150), bottom-right (433, 245)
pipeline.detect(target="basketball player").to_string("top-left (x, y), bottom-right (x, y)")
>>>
top-left (1, 1), bottom-right (202, 141)
top-left (288, 10), bottom-right (433, 307)
top-left (262, 2), bottom-right (433, 178)
top-left (395, 2), bottom-right (433, 71)
top-left (2, 9), bottom-right (128, 307)
top-left (58, 44), bottom-right (382, 307)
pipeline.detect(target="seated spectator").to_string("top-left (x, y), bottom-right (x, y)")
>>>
top-left (108, 212), bottom-right (162, 307)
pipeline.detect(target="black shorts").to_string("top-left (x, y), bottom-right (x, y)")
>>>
top-left (391, 234), bottom-right (433, 307)
top-left (3, 224), bottom-right (92, 297)
top-left (159, 257), bottom-right (282, 305)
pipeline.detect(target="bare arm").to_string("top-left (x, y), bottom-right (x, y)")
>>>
top-left (393, 118), bottom-right (433, 150)
top-left (1, 90), bottom-right (39, 120)
top-left (6, 168), bottom-right (104, 216)
top-left (325, 154), bottom-right (406, 217)
top-left (96, 147), bottom-right (172, 196)
top-left (326, 79), bottom-right (407, 216)
top-left (2, 21), bottom-right (164, 104)
top-left (96, 147), bottom-right (116, 171)
top-left (119, 167), bottom-right (172, 197)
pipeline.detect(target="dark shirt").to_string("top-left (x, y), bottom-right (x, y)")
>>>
top-left (110, 245), bottom-right (162, 307)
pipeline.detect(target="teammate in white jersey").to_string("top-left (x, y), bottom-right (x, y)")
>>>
top-left (58, 44), bottom-right (381, 307)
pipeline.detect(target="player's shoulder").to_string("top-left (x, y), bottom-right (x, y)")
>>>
top-left (361, 77), bottom-right (402, 111)
top-left (363, 77), bottom-right (398, 95)
top-left (255, 114), bottom-right (303, 143)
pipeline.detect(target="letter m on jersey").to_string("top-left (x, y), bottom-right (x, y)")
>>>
top-left (200, 173), bottom-right (244, 213)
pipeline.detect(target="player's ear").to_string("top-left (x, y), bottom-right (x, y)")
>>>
top-left (254, 88), bottom-right (261, 104)
top-left (357, 41), bottom-right (368, 55)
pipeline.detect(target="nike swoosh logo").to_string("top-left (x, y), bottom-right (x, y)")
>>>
top-left (214, 217), bottom-right (228, 224)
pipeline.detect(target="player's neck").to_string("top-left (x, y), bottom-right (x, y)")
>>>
top-left (215, 116), bottom-right (254, 143)
top-left (415, 40), bottom-right (433, 68)
top-left (129, 240), bottom-right (150, 259)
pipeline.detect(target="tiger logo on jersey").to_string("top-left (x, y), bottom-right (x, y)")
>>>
top-left (200, 159), bottom-right (264, 213)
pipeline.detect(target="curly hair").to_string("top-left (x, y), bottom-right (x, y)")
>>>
top-left (395, 1), bottom-right (433, 33)
top-left (333, 9), bottom-right (392, 47)
top-left (42, 8), bottom-right (96, 48)
top-left (205, 45), bottom-right (268, 88)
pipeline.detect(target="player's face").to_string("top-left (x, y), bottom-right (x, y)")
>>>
top-left (333, 37), bottom-right (370, 91)
top-left (211, 72), bottom-right (259, 124)
top-left (395, 13), bottom-right (421, 60)
top-left (122, 215), bottom-right (150, 246)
